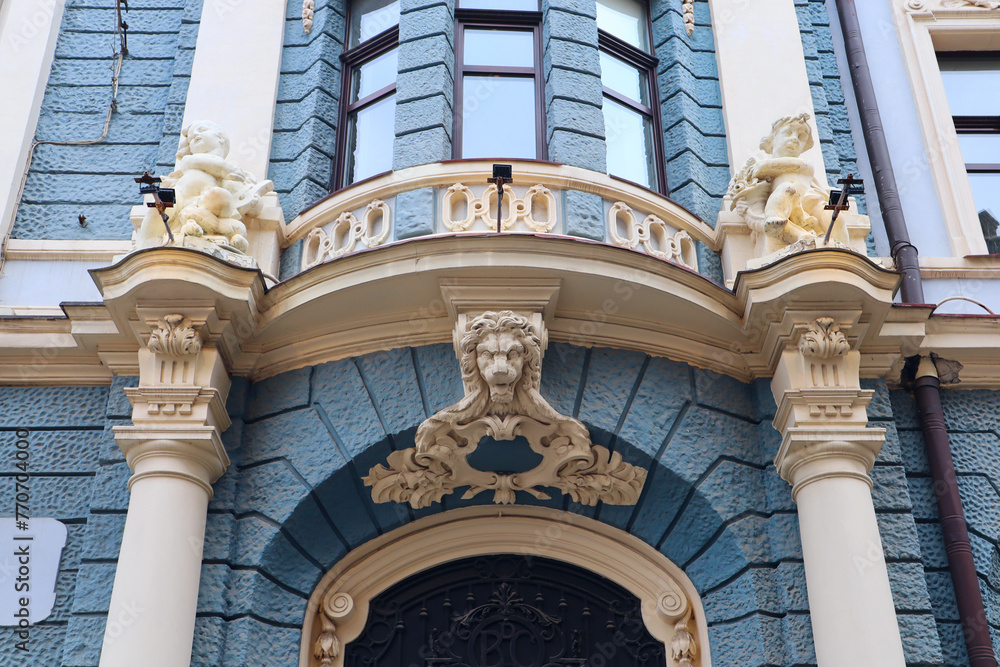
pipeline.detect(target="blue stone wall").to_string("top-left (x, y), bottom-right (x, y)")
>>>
top-left (180, 344), bottom-right (928, 665)
top-left (0, 378), bottom-right (135, 666)
top-left (268, 0), bottom-right (346, 217)
top-left (13, 0), bottom-right (202, 241)
top-left (793, 0), bottom-right (867, 213)
top-left (892, 388), bottom-right (1000, 665)
top-left (651, 0), bottom-right (728, 227)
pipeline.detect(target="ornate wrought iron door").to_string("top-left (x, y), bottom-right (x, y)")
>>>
top-left (344, 554), bottom-right (666, 667)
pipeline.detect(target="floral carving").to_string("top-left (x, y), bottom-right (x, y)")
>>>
top-left (302, 199), bottom-right (391, 269)
top-left (147, 314), bottom-right (202, 356)
top-left (670, 616), bottom-right (697, 667)
top-left (682, 1), bottom-right (694, 35)
top-left (302, 0), bottom-right (315, 33)
top-left (364, 311), bottom-right (647, 507)
top-left (798, 317), bottom-right (850, 359)
top-left (608, 202), bottom-right (696, 268)
top-left (314, 593), bottom-right (354, 667)
top-left (442, 183), bottom-right (557, 233)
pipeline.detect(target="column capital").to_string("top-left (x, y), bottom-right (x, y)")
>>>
top-left (770, 317), bottom-right (885, 496)
top-left (116, 310), bottom-right (234, 492)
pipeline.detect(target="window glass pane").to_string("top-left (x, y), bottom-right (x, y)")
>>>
top-left (459, 0), bottom-right (539, 10)
top-left (596, 0), bottom-right (649, 52)
top-left (969, 173), bottom-right (1000, 253)
top-left (462, 76), bottom-right (536, 159)
top-left (351, 47), bottom-right (398, 102)
top-left (957, 133), bottom-right (1000, 165)
top-left (350, 0), bottom-right (399, 47)
top-left (938, 56), bottom-right (1000, 116)
top-left (464, 29), bottom-right (534, 68)
top-left (599, 52), bottom-right (648, 105)
top-left (345, 93), bottom-right (396, 185)
top-left (603, 96), bottom-right (655, 189)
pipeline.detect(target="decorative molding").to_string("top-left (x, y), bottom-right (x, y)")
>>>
top-left (364, 311), bottom-right (647, 507)
top-left (302, 199), bottom-right (391, 269)
top-left (798, 317), bottom-right (850, 359)
top-left (942, 0), bottom-right (1000, 8)
top-left (3, 239), bottom-right (133, 262)
top-left (300, 506), bottom-right (710, 667)
top-left (608, 201), bottom-right (697, 269)
top-left (682, 1), bottom-right (695, 35)
top-left (442, 183), bottom-right (557, 233)
top-left (302, 0), bottom-right (315, 33)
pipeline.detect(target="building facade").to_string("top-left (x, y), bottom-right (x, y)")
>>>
top-left (0, 0), bottom-right (999, 665)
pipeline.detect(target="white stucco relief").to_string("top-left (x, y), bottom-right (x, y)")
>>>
top-left (607, 201), bottom-right (697, 268)
top-left (302, 199), bottom-right (391, 269)
top-left (442, 183), bottom-right (558, 233)
top-left (364, 310), bottom-right (647, 507)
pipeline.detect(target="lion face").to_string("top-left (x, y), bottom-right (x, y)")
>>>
top-left (475, 330), bottom-right (525, 405)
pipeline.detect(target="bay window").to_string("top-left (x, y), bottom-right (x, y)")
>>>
top-left (596, 0), bottom-right (665, 192)
top-left (453, 1), bottom-right (545, 160)
top-left (334, 0), bottom-right (400, 189)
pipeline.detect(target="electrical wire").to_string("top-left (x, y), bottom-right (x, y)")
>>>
top-left (0, 0), bottom-right (129, 275)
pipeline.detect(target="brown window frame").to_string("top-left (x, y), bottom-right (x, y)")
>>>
top-left (938, 51), bottom-right (1000, 173)
top-left (452, 8), bottom-right (547, 160)
top-left (597, 27), bottom-right (667, 194)
top-left (332, 25), bottom-right (400, 191)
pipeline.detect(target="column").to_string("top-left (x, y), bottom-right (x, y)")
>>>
top-left (770, 317), bottom-right (905, 666)
top-left (99, 314), bottom-right (231, 667)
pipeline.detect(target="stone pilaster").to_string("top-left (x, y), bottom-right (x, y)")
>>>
top-left (99, 312), bottom-right (231, 667)
top-left (770, 317), bottom-right (905, 667)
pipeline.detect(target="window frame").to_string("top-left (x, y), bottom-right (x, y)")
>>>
top-left (452, 8), bottom-right (547, 160)
top-left (332, 23), bottom-right (400, 191)
top-left (895, 7), bottom-right (1000, 256)
top-left (597, 25), bottom-right (667, 194)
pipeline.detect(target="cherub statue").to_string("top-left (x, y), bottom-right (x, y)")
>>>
top-left (158, 121), bottom-right (273, 253)
top-left (728, 113), bottom-right (838, 257)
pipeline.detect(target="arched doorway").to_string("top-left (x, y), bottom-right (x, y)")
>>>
top-left (300, 506), bottom-right (709, 667)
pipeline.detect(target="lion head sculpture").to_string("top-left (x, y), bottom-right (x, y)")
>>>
top-left (415, 310), bottom-right (588, 450)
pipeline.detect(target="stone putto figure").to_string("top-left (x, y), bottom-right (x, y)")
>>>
top-left (727, 113), bottom-right (847, 260)
top-left (143, 121), bottom-right (273, 254)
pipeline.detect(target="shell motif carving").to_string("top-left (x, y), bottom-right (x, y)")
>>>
top-left (302, 199), bottom-right (391, 269)
top-left (798, 317), bottom-right (850, 359)
top-left (364, 311), bottom-right (647, 508)
top-left (147, 314), bottom-right (202, 356)
top-left (442, 183), bottom-right (557, 233)
top-left (608, 202), bottom-right (696, 269)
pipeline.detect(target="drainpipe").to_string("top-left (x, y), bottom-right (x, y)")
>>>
top-left (834, 0), bottom-right (924, 304)
top-left (914, 358), bottom-right (996, 667)
top-left (834, 2), bottom-right (997, 664)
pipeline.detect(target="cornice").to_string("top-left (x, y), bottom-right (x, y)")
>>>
top-left (0, 237), bottom-right (997, 387)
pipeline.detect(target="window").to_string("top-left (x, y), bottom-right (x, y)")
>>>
top-left (453, 0), bottom-right (545, 160)
top-left (334, 0), bottom-right (401, 189)
top-left (596, 0), bottom-right (665, 192)
top-left (938, 53), bottom-right (1000, 253)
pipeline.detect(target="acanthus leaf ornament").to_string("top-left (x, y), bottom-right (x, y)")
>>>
top-left (363, 311), bottom-right (647, 507)
top-left (670, 615), bottom-right (698, 667)
top-left (147, 314), bottom-right (202, 356)
top-left (798, 317), bottom-right (850, 359)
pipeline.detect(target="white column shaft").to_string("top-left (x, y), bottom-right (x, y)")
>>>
top-left (795, 461), bottom-right (906, 666)
top-left (99, 457), bottom-right (210, 667)
top-left (182, 0), bottom-right (286, 178)
top-left (706, 0), bottom-right (825, 174)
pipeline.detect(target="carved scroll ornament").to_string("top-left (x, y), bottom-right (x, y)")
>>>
top-left (364, 311), bottom-right (647, 507)
top-left (147, 314), bottom-right (202, 356)
top-left (302, 199), bottom-right (391, 269)
top-left (442, 183), bottom-right (557, 233)
top-left (608, 201), bottom-right (696, 268)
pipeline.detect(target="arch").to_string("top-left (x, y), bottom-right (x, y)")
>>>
top-left (299, 506), bottom-right (712, 667)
